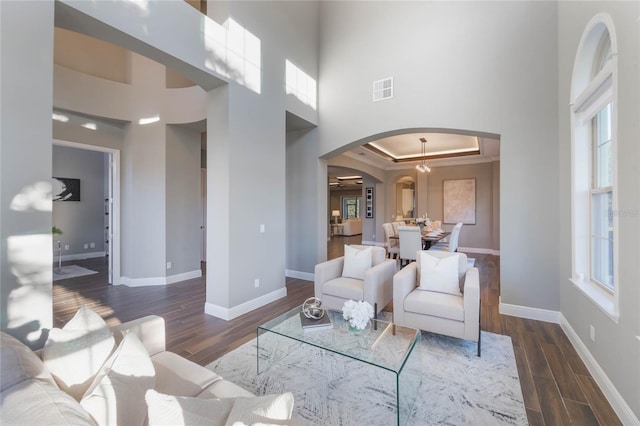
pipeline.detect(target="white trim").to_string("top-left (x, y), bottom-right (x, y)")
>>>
top-left (457, 246), bottom-right (500, 256)
top-left (285, 269), bottom-right (314, 281)
top-left (569, 13), bottom-right (620, 333)
top-left (559, 315), bottom-right (639, 425)
top-left (55, 251), bottom-right (106, 262)
top-left (120, 269), bottom-right (201, 287)
top-left (120, 276), bottom-right (167, 287)
top-left (499, 301), bottom-right (639, 424)
top-left (498, 299), bottom-right (561, 323)
top-left (53, 139), bottom-right (121, 285)
top-left (166, 269), bottom-right (202, 285)
top-left (569, 277), bottom-right (619, 323)
top-left (204, 287), bottom-right (288, 321)
top-left (361, 239), bottom-right (386, 248)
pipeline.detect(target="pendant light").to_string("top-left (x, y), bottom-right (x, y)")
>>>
top-left (415, 137), bottom-right (431, 173)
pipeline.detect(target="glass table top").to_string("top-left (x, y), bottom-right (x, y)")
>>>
top-left (258, 307), bottom-right (420, 374)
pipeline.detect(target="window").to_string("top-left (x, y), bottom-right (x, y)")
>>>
top-left (341, 196), bottom-right (361, 219)
top-left (570, 14), bottom-right (618, 321)
top-left (591, 103), bottom-right (613, 289)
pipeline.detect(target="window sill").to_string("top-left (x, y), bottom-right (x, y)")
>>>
top-left (570, 277), bottom-right (619, 323)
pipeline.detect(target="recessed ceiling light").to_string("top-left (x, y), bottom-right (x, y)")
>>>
top-left (52, 113), bottom-right (69, 123)
top-left (139, 115), bottom-right (160, 125)
top-left (337, 175), bottom-right (362, 180)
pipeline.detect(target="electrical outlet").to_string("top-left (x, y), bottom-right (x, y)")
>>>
top-left (84, 244), bottom-right (88, 249)
top-left (90, 242), bottom-right (95, 248)
top-left (64, 245), bottom-right (70, 250)
top-left (590, 325), bottom-right (595, 342)
top-left (254, 279), bottom-right (260, 288)
top-left (166, 261), bottom-right (172, 269)
top-left (260, 224), bottom-right (265, 233)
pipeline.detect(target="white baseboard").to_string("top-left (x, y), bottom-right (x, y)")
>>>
top-left (285, 269), bottom-right (314, 282)
top-left (120, 269), bottom-right (201, 287)
top-left (166, 269), bottom-right (202, 285)
top-left (559, 315), bottom-right (639, 425)
top-left (499, 299), bottom-right (639, 424)
top-left (361, 240), bottom-right (386, 247)
top-left (458, 247), bottom-right (500, 256)
top-left (204, 287), bottom-right (288, 321)
top-left (53, 251), bottom-right (106, 262)
top-left (498, 299), bottom-right (561, 323)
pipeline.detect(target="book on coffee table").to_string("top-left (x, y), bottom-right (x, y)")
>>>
top-left (299, 312), bottom-right (332, 331)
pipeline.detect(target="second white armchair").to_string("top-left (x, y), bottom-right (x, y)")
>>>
top-left (393, 250), bottom-right (481, 356)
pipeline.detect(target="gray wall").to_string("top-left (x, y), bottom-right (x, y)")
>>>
top-left (0, 1), bottom-right (54, 348)
top-left (166, 125), bottom-right (201, 277)
top-left (286, 128), bottom-right (320, 274)
top-left (426, 162), bottom-right (498, 252)
top-left (557, 1), bottom-right (640, 417)
top-left (52, 146), bottom-right (106, 258)
top-left (318, 0), bottom-right (560, 312)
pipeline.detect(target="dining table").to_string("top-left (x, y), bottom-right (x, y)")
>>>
top-left (390, 230), bottom-right (451, 250)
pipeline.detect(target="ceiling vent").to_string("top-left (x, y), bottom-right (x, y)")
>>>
top-left (372, 77), bottom-right (393, 102)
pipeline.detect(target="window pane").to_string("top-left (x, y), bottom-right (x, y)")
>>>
top-left (342, 196), bottom-right (362, 219)
top-left (594, 103), bottom-right (612, 187)
top-left (591, 191), bottom-right (613, 288)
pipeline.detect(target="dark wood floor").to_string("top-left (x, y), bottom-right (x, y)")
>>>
top-left (53, 237), bottom-right (621, 425)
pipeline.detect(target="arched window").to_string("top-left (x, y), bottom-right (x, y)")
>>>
top-left (570, 14), bottom-right (618, 321)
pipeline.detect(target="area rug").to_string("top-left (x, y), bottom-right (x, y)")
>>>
top-left (208, 326), bottom-right (527, 425)
top-left (53, 265), bottom-right (98, 281)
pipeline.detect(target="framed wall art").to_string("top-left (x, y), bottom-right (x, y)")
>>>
top-left (365, 187), bottom-right (374, 218)
top-left (443, 178), bottom-right (475, 224)
top-left (53, 177), bottom-right (81, 201)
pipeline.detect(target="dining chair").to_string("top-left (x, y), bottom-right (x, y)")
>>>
top-left (429, 222), bottom-right (463, 252)
top-left (382, 223), bottom-right (399, 260)
top-left (397, 226), bottom-right (422, 267)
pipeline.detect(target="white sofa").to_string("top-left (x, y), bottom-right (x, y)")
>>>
top-left (0, 312), bottom-right (293, 425)
top-left (340, 218), bottom-right (362, 236)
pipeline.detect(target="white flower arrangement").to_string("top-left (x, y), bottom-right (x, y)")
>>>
top-left (415, 214), bottom-right (430, 225)
top-left (342, 300), bottom-right (374, 330)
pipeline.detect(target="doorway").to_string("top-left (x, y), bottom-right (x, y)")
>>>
top-left (53, 139), bottom-right (121, 285)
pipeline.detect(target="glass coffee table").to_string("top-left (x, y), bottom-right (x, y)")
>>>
top-left (257, 307), bottom-right (421, 425)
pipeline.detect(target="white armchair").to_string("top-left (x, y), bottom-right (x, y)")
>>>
top-left (393, 250), bottom-right (481, 356)
top-left (314, 245), bottom-right (396, 314)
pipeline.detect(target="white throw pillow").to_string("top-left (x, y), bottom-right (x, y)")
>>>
top-left (145, 390), bottom-right (294, 426)
top-left (145, 389), bottom-right (234, 426)
top-left (81, 331), bottom-right (156, 426)
top-left (43, 305), bottom-right (116, 400)
top-left (1, 331), bottom-right (56, 391)
top-left (342, 245), bottom-right (373, 280)
top-left (225, 392), bottom-right (295, 426)
top-left (418, 252), bottom-right (461, 295)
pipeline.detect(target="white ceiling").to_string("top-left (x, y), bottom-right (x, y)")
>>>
top-left (345, 133), bottom-right (500, 171)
